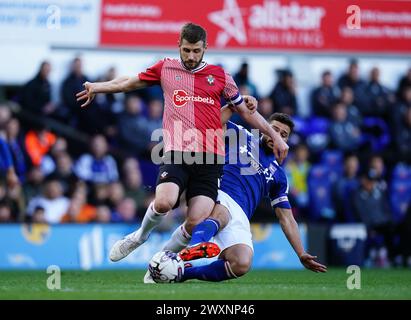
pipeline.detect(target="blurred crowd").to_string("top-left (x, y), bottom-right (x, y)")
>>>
top-left (0, 57), bottom-right (410, 266)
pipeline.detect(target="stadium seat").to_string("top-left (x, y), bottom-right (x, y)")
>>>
top-left (392, 163), bottom-right (411, 181)
top-left (390, 181), bottom-right (411, 223)
top-left (390, 163), bottom-right (411, 222)
top-left (360, 117), bottom-right (390, 152)
top-left (307, 165), bottom-right (336, 221)
top-left (139, 159), bottom-right (160, 190)
top-left (303, 117), bottom-right (331, 153)
top-left (290, 116), bottom-right (307, 136)
top-left (320, 150), bottom-right (343, 181)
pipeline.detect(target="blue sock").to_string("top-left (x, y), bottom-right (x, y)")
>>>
top-left (190, 218), bottom-right (220, 246)
top-left (183, 259), bottom-right (235, 282)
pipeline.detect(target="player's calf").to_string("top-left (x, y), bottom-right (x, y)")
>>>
top-left (225, 254), bottom-right (252, 277)
top-left (220, 244), bottom-right (253, 277)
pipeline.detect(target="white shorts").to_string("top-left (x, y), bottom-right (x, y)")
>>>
top-left (212, 190), bottom-right (253, 252)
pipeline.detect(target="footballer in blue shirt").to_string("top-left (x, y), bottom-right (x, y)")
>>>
top-left (173, 108), bottom-right (327, 282)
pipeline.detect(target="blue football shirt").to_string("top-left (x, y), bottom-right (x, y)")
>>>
top-left (220, 121), bottom-right (291, 220)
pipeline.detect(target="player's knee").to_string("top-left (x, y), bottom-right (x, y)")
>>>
top-left (153, 198), bottom-right (174, 214)
top-left (229, 256), bottom-right (252, 277)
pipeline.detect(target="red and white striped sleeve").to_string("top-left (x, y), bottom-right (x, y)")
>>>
top-left (138, 59), bottom-right (165, 85)
top-left (222, 71), bottom-right (243, 107)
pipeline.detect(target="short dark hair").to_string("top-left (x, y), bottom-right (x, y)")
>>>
top-left (180, 23), bottom-right (207, 45)
top-left (268, 113), bottom-right (295, 133)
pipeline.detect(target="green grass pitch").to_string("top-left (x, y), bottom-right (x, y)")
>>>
top-left (1, 269), bottom-right (410, 300)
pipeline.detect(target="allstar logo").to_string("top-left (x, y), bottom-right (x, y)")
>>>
top-left (175, 75), bottom-right (182, 81)
top-left (160, 171), bottom-right (168, 179)
top-left (208, 0), bottom-right (247, 48)
top-left (207, 75), bottom-right (215, 85)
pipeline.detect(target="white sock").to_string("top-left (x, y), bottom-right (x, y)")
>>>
top-left (162, 224), bottom-right (191, 252)
top-left (130, 202), bottom-right (167, 242)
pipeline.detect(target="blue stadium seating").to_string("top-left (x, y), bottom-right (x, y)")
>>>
top-left (139, 159), bottom-right (160, 191)
top-left (360, 117), bottom-right (390, 152)
top-left (320, 149), bottom-right (344, 182)
top-left (307, 165), bottom-right (336, 221)
top-left (302, 117), bottom-right (331, 153)
top-left (390, 163), bottom-right (411, 223)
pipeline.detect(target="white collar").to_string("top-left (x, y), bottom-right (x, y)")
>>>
top-left (180, 60), bottom-right (207, 73)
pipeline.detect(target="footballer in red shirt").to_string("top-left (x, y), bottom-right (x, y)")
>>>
top-left (76, 23), bottom-right (288, 263)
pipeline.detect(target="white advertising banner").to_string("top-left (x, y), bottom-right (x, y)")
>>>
top-left (0, 0), bottom-right (100, 47)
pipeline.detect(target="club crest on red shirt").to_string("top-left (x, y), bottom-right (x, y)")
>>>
top-left (207, 75), bottom-right (215, 85)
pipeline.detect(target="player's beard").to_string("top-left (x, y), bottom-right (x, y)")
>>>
top-left (181, 51), bottom-right (205, 70)
top-left (261, 135), bottom-right (274, 155)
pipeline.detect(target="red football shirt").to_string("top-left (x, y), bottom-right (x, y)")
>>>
top-left (138, 58), bottom-right (243, 156)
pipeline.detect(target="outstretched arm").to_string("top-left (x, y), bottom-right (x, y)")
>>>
top-left (220, 95), bottom-right (258, 126)
top-left (235, 102), bottom-right (289, 164)
top-left (275, 207), bottom-right (327, 273)
top-left (76, 76), bottom-right (148, 108)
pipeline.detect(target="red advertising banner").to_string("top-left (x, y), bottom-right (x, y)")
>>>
top-left (100, 0), bottom-right (411, 53)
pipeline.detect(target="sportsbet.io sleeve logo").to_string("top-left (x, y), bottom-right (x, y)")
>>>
top-left (172, 90), bottom-right (215, 108)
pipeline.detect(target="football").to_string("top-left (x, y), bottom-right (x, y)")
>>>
top-left (148, 250), bottom-right (184, 283)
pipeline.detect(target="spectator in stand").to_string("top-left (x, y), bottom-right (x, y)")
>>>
top-left (332, 153), bottom-right (360, 222)
top-left (396, 67), bottom-right (411, 101)
top-left (311, 70), bottom-right (339, 118)
top-left (23, 166), bottom-right (45, 205)
top-left (117, 95), bottom-right (151, 156)
top-left (89, 183), bottom-right (109, 207)
top-left (1, 137), bottom-right (19, 190)
top-left (285, 143), bottom-right (311, 218)
top-left (394, 106), bottom-right (411, 163)
top-left (352, 169), bottom-right (396, 266)
top-left (106, 182), bottom-right (125, 211)
top-left (368, 154), bottom-right (388, 192)
top-left (258, 97), bottom-right (274, 120)
top-left (329, 102), bottom-right (362, 152)
top-left (0, 201), bottom-right (12, 223)
top-left (122, 157), bottom-right (147, 213)
top-left (61, 56), bottom-right (90, 128)
top-left (6, 118), bottom-right (27, 182)
top-left (270, 69), bottom-right (298, 116)
top-left (62, 181), bottom-right (96, 223)
top-left (233, 62), bottom-right (259, 99)
top-left (112, 197), bottom-right (138, 223)
top-left (340, 87), bottom-right (362, 126)
top-left (24, 124), bottom-right (56, 167)
top-left (367, 67), bottom-right (395, 118)
top-left (74, 134), bottom-right (119, 184)
top-left (26, 179), bottom-right (70, 223)
top-left (391, 86), bottom-right (411, 129)
top-left (20, 61), bottom-right (56, 117)
top-left (398, 204), bottom-right (411, 267)
top-left (0, 105), bottom-right (19, 190)
top-left (31, 205), bottom-right (47, 223)
top-left (95, 67), bottom-right (124, 113)
top-left (145, 99), bottom-right (164, 154)
top-left (94, 205), bottom-right (112, 223)
top-left (5, 179), bottom-right (25, 222)
top-left (337, 59), bottom-right (370, 113)
top-left (48, 152), bottom-right (77, 196)
top-left (41, 136), bottom-right (68, 176)
top-left (90, 67), bottom-right (123, 137)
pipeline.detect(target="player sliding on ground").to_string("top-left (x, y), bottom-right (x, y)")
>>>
top-left (147, 111), bottom-right (326, 282)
